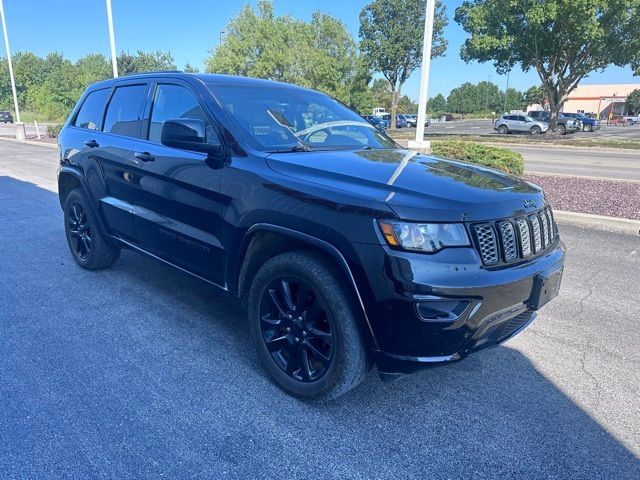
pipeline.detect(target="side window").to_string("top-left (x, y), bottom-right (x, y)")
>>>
top-left (73, 89), bottom-right (110, 130)
top-left (103, 84), bottom-right (147, 138)
top-left (516, 116), bottom-right (526, 122)
top-left (148, 84), bottom-right (214, 143)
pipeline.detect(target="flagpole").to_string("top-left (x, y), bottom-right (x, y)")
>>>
top-left (408, 0), bottom-right (436, 152)
top-left (0, 0), bottom-right (22, 137)
top-left (106, 0), bottom-right (118, 77)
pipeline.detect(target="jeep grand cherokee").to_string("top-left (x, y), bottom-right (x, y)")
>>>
top-left (57, 73), bottom-right (565, 400)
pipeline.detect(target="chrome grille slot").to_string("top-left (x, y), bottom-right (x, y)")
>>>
top-left (516, 218), bottom-right (532, 257)
top-left (474, 224), bottom-right (499, 265)
top-left (498, 221), bottom-right (518, 261)
top-left (529, 215), bottom-right (542, 252)
top-left (539, 212), bottom-right (551, 247)
top-left (545, 209), bottom-right (555, 238)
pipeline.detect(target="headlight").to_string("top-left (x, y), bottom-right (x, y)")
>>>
top-left (378, 220), bottom-right (470, 252)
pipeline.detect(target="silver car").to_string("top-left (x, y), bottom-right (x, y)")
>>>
top-left (494, 114), bottom-right (549, 135)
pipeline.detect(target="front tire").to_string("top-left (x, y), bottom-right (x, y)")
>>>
top-left (584, 124), bottom-right (593, 132)
top-left (530, 125), bottom-right (541, 135)
top-left (248, 251), bottom-right (370, 400)
top-left (555, 124), bottom-right (566, 135)
top-left (64, 189), bottom-right (120, 269)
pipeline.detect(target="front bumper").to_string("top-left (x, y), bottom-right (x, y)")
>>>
top-left (354, 240), bottom-right (566, 374)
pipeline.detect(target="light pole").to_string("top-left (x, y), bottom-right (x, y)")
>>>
top-left (106, 0), bottom-right (118, 77)
top-left (408, 0), bottom-right (436, 151)
top-left (0, 0), bottom-right (24, 139)
top-left (503, 71), bottom-right (510, 114)
top-left (485, 75), bottom-right (491, 116)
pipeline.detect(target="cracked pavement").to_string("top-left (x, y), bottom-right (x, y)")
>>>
top-left (1, 140), bottom-right (639, 479)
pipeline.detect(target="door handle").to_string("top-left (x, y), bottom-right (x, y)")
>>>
top-left (133, 152), bottom-right (155, 162)
top-left (84, 139), bottom-right (99, 148)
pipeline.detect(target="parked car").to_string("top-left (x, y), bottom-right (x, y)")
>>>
top-left (395, 114), bottom-right (408, 128)
top-left (493, 114), bottom-right (549, 135)
top-left (404, 113), bottom-right (431, 128)
top-left (527, 111), bottom-right (580, 134)
top-left (622, 114), bottom-right (639, 125)
top-left (562, 112), bottom-right (601, 132)
top-left (404, 114), bottom-right (417, 127)
top-left (58, 73), bottom-right (565, 400)
top-left (364, 115), bottom-right (390, 131)
top-left (0, 111), bottom-right (13, 123)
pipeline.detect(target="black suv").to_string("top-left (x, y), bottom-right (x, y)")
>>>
top-left (0, 111), bottom-right (13, 123)
top-left (58, 73), bottom-right (565, 399)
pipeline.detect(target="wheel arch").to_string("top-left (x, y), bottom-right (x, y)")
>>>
top-left (235, 223), bottom-right (379, 350)
top-left (58, 166), bottom-right (111, 240)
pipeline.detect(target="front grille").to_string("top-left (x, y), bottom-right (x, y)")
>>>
top-left (472, 207), bottom-right (558, 266)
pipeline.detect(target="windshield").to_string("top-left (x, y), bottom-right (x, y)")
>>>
top-left (208, 84), bottom-right (398, 152)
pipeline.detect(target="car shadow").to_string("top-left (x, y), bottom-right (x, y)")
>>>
top-left (1, 175), bottom-right (638, 479)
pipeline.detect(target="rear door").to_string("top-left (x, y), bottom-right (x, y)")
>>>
top-left (127, 79), bottom-right (228, 285)
top-left (513, 116), bottom-right (527, 131)
top-left (63, 82), bottom-right (148, 241)
top-left (96, 82), bottom-right (150, 240)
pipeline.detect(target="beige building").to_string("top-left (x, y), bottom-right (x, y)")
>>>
top-left (562, 83), bottom-right (639, 117)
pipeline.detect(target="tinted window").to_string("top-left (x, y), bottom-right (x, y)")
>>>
top-left (516, 116), bottom-right (526, 122)
top-left (103, 84), bottom-right (147, 138)
top-left (74, 88), bottom-right (110, 130)
top-left (149, 84), bottom-right (212, 143)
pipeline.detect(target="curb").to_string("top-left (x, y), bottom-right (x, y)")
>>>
top-left (524, 171), bottom-right (640, 184)
top-left (0, 136), bottom-right (57, 149)
top-left (554, 210), bottom-right (640, 236)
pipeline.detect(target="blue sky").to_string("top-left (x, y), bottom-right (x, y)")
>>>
top-left (2, 0), bottom-right (638, 99)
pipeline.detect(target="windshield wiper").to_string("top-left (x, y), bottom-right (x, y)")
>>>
top-left (269, 144), bottom-right (314, 153)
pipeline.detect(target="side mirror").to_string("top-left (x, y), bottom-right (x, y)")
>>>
top-left (161, 119), bottom-right (223, 159)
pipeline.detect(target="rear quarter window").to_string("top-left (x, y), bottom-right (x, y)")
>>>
top-left (73, 88), bottom-right (110, 130)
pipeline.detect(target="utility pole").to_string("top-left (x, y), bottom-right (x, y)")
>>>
top-left (408, 0), bottom-right (436, 152)
top-left (106, 0), bottom-right (118, 77)
top-left (485, 75), bottom-right (491, 116)
top-left (0, 0), bottom-right (24, 139)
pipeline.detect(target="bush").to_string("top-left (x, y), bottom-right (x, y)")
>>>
top-left (430, 140), bottom-right (524, 175)
top-left (47, 123), bottom-right (63, 138)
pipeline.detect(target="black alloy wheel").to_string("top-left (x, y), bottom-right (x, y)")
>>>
top-left (63, 188), bottom-right (120, 269)
top-left (68, 202), bottom-right (92, 260)
top-left (259, 278), bottom-right (333, 382)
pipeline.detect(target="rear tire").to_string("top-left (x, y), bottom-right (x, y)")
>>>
top-left (248, 250), bottom-right (370, 400)
top-left (64, 189), bottom-right (120, 270)
top-left (497, 125), bottom-right (508, 134)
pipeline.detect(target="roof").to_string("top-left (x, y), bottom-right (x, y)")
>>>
top-left (87, 72), bottom-right (310, 92)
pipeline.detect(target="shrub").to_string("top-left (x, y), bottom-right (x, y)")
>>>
top-left (430, 140), bottom-right (524, 175)
top-left (47, 123), bottom-right (63, 138)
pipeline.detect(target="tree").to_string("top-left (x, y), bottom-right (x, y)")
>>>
top-left (183, 62), bottom-right (200, 73)
top-left (524, 85), bottom-right (546, 108)
top-left (206, 1), bottom-right (359, 105)
top-left (628, 88), bottom-right (640, 115)
top-left (76, 54), bottom-right (111, 86)
top-left (455, 0), bottom-right (640, 130)
top-left (503, 87), bottom-right (525, 112)
top-left (359, 0), bottom-right (448, 128)
top-left (117, 50), bottom-right (176, 76)
top-left (427, 93), bottom-right (447, 112)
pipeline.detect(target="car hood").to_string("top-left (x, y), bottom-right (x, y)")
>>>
top-left (266, 149), bottom-right (544, 222)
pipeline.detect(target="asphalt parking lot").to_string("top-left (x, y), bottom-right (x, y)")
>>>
top-left (1, 140), bottom-right (639, 479)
